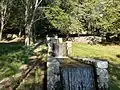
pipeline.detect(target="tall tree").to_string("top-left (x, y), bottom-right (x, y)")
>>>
top-left (0, 0), bottom-right (13, 40)
top-left (23, 0), bottom-right (45, 45)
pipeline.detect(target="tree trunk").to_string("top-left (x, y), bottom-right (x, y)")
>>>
top-left (0, 20), bottom-right (3, 41)
top-left (24, 0), bottom-right (33, 46)
top-left (0, 2), bottom-right (8, 41)
top-left (25, 23), bottom-right (33, 46)
top-left (0, 12), bottom-right (5, 41)
top-left (0, 6), bottom-right (5, 41)
top-left (24, 0), bottom-right (41, 46)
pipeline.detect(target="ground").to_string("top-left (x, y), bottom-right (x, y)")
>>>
top-left (72, 43), bottom-right (120, 90)
top-left (0, 42), bottom-right (120, 90)
top-left (0, 43), bottom-right (24, 80)
top-left (0, 42), bottom-right (47, 90)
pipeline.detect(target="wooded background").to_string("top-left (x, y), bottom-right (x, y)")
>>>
top-left (0, 0), bottom-right (120, 45)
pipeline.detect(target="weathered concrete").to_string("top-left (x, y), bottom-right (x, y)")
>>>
top-left (61, 66), bottom-right (96, 90)
top-left (54, 43), bottom-right (67, 57)
top-left (70, 57), bottom-right (109, 90)
top-left (47, 36), bottom-right (109, 90)
top-left (47, 36), bottom-right (61, 90)
top-left (47, 57), bottom-right (60, 90)
top-left (66, 41), bottom-right (72, 56)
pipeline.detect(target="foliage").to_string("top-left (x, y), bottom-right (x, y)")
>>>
top-left (45, 6), bottom-right (70, 33)
top-left (7, 0), bottom-right (25, 29)
top-left (0, 42), bottom-right (48, 80)
top-left (0, 43), bottom-right (34, 79)
top-left (99, 0), bottom-right (120, 34)
top-left (0, 43), bottom-right (24, 79)
top-left (0, 0), bottom-right (119, 40)
top-left (44, 0), bottom-right (120, 36)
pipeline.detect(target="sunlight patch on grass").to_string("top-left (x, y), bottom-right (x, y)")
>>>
top-left (72, 43), bottom-right (120, 64)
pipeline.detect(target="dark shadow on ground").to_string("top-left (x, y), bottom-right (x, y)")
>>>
top-left (0, 42), bottom-right (25, 79)
top-left (109, 63), bottom-right (120, 90)
top-left (0, 42), bottom-right (24, 56)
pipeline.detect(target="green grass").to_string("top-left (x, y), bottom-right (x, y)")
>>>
top-left (0, 43), bottom-right (26, 80)
top-left (72, 43), bottom-right (120, 90)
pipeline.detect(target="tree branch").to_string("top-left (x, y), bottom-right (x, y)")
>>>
top-left (33, 16), bottom-right (47, 23)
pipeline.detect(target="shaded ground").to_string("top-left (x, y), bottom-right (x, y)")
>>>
top-left (0, 42), bottom-right (47, 90)
top-left (0, 43), bottom-right (25, 79)
top-left (72, 43), bottom-right (120, 90)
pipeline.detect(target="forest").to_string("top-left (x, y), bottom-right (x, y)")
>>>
top-left (0, 0), bottom-right (120, 44)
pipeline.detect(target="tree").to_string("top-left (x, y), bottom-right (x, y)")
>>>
top-left (45, 5), bottom-right (70, 34)
top-left (7, 0), bottom-right (25, 37)
top-left (0, 0), bottom-right (13, 40)
top-left (99, 0), bottom-right (120, 33)
top-left (22, 0), bottom-right (46, 46)
top-left (45, 0), bottom-right (84, 34)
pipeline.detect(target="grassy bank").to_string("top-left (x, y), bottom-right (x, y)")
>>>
top-left (0, 42), bottom-right (47, 89)
top-left (72, 43), bottom-right (120, 90)
top-left (0, 43), bottom-right (26, 80)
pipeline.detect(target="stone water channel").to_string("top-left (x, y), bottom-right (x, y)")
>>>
top-left (47, 36), bottom-right (109, 90)
top-left (60, 65), bottom-right (96, 90)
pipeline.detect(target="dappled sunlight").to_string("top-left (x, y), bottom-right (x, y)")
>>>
top-left (0, 43), bottom-right (25, 79)
top-left (0, 42), bottom-right (47, 89)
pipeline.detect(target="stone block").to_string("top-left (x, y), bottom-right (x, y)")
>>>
top-left (95, 61), bottom-right (108, 68)
top-left (58, 38), bottom-right (63, 43)
top-left (96, 68), bottom-right (109, 89)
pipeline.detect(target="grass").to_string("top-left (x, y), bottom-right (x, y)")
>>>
top-left (0, 42), bottom-right (47, 89)
top-left (0, 43), bottom-right (27, 80)
top-left (72, 43), bottom-right (120, 90)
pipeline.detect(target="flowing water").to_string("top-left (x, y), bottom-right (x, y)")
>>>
top-left (60, 66), bottom-right (96, 90)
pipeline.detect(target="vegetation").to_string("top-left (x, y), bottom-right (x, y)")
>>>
top-left (0, 0), bottom-right (120, 43)
top-left (0, 0), bottom-right (120, 89)
top-left (0, 43), bottom-right (24, 79)
top-left (72, 43), bottom-right (120, 90)
top-left (0, 42), bottom-right (47, 89)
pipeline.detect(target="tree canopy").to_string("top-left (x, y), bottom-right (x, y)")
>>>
top-left (0, 0), bottom-right (120, 42)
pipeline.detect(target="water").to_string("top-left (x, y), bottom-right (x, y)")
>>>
top-left (60, 66), bottom-right (96, 90)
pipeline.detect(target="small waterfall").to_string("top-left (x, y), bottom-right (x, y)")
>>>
top-left (60, 66), bottom-right (96, 90)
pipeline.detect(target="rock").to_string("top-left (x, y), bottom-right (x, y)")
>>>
top-left (95, 61), bottom-right (108, 68)
top-left (58, 38), bottom-right (63, 43)
top-left (0, 78), bottom-right (10, 84)
top-left (19, 65), bottom-right (28, 71)
top-left (12, 34), bottom-right (18, 39)
top-left (7, 34), bottom-right (12, 40)
top-left (9, 38), bottom-right (24, 43)
top-left (96, 68), bottom-right (109, 89)
top-left (0, 78), bottom-right (12, 90)
top-left (29, 56), bottom-right (38, 60)
top-left (34, 48), bottom-right (41, 53)
top-left (47, 58), bottom-right (60, 90)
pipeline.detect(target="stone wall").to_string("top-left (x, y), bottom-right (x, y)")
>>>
top-left (70, 57), bottom-right (109, 90)
top-left (47, 36), bottom-right (109, 90)
top-left (70, 36), bottom-right (102, 43)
